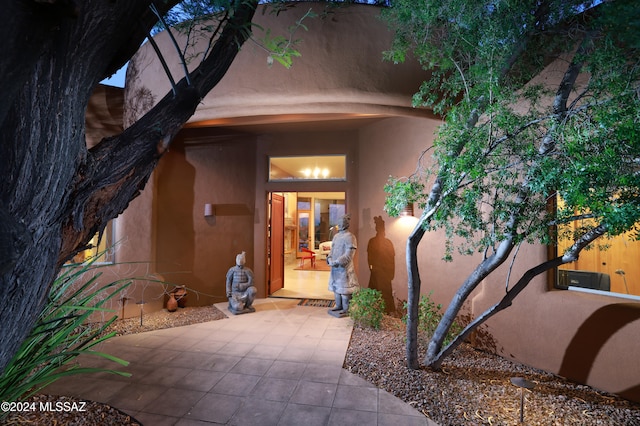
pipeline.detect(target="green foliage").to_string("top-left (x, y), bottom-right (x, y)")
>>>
top-left (402, 292), bottom-right (461, 346)
top-left (384, 175), bottom-right (426, 217)
top-left (382, 0), bottom-right (640, 259)
top-left (0, 253), bottom-right (131, 413)
top-left (159, 2), bottom-right (316, 69)
top-left (349, 288), bottom-right (386, 329)
top-left (262, 7), bottom-right (316, 69)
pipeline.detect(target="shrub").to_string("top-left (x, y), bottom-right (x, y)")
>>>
top-left (0, 252), bottom-right (131, 415)
top-left (402, 291), bottom-right (462, 346)
top-left (349, 288), bottom-right (386, 329)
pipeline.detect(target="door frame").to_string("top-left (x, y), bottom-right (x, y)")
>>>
top-left (266, 191), bottom-right (346, 296)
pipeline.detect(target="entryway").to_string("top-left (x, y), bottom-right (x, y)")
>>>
top-left (267, 191), bottom-right (345, 300)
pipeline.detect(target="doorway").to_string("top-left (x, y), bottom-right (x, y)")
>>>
top-left (268, 191), bottom-right (345, 299)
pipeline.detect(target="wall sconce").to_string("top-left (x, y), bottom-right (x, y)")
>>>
top-left (204, 203), bottom-right (215, 218)
top-left (399, 202), bottom-right (414, 217)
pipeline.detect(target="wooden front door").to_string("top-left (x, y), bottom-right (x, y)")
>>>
top-left (268, 193), bottom-right (285, 294)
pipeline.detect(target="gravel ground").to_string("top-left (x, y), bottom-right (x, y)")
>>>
top-left (345, 315), bottom-right (640, 426)
top-left (4, 305), bottom-right (640, 425)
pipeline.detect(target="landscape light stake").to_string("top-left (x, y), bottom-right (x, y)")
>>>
top-left (511, 377), bottom-right (535, 423)
top-left (119, 296), bottom-right (130, 320)
top-left (136, 300), bottom-right (146, 326)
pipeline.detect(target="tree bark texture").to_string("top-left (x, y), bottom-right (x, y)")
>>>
top-left (405, 218), bottom-right (425, 369)
top-left (0, 0), bottom-right (258, 374)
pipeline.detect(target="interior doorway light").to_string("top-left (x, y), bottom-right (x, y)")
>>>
top-left (269, 155), bottom-right (346, 181)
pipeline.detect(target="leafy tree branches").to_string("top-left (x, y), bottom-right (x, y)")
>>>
top-left (383, 0), bottom-right (640, 368)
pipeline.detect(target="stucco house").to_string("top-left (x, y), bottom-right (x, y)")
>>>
top-left (87, 3), bottom-right (640, 403)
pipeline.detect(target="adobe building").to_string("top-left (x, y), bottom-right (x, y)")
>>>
top-left (89, 3), bottom-right (639, 403)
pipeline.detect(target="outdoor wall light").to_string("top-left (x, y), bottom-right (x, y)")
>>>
top-left (204, 203), bottom-right (215, 218)
top-left (399, 202), bottom-right (414, 217)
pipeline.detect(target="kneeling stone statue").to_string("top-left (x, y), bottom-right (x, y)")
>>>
top-left (226, 251), bottom-right (257, 315)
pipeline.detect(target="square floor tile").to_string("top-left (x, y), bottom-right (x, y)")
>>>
top-left (333, 385), bottom-right (378, 412)
top-left (278, 403), bottom-right (331, 426)
top-left (328, 407), bottom-right (378, 426)
top-left (265, 360), bottom-right (306, 380)
top-left (138, 366), bottom-right (192, 387)
top-left (378, 389), bottom-right (425, 416)
top-left (145, 348), bottom-right (182, 365)
top-left (178, 369), bottom-right (226, 392)
top-left (290, 381), bottom-right (337, 407)
top-left (228, 398), bottom-right (286, 426)
top-left (251, 377), bottom-right (298, 402)
top-left (188, 339), bottom-right (228, 353)
top-left (75, 379), bottom-right (130, 403)
top-left (210, 372), bottom-right (260, 396)
top-left (142, 387), bottom-right (205, 417)
top-left (277, 347), bottom-right (314, 363)
top-left (219, 341), bottom-right (256, 357)
top-left (133, 411), bottom-right (180, 426)
top-left (302, 363), bottom-right (343, 384)
top-left (246, 344), bottom-right (284, 360)
top-left (339, 370), bottom-right (374, 387)
top-left (204, 354), bottom-right (240, 372)
top-left (230, 356), bottom-right (274, 376)
top-left (106, 383), bottom-right (167, 411)
top-left (187, 393), bottom-right (243, 423)
top-left (309, 349), bottom-right (346, 366)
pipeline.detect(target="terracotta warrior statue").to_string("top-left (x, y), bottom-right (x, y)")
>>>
top-left (327, 214), bottom-right (359, 317)
top-left (225, 251), bottom-right (257, 315)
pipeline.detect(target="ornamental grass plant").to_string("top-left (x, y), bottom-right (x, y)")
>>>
top-left (0, 252), bottom-right (131, 418)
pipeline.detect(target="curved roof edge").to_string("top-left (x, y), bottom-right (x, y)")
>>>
top-left (125, 3), bottom-right (429, 126)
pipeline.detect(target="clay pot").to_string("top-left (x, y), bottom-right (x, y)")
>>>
top-left (174, 287), bottom-right (188, 308)
top-left (167, 293), bottom-right (178, 312)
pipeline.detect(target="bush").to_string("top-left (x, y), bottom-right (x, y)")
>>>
top-left (0, 252), bottom-right (131, 416)
top-left (349, 288), bottom-right (386, 329)
top-left (402, 291), bottom-right (462, 346)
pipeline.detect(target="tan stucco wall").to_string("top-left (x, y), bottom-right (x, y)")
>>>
top-left (154, 131), bottom-right (257, 305)
top-left (110, 1), bottom-right (640, 403)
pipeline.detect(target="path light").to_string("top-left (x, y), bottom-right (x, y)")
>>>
top-left (136, 300), bottom-right (146, 326)
top-left (119, 296), bottom-right (130, 320)
top-left (511, 377), bottom-right (535, 423)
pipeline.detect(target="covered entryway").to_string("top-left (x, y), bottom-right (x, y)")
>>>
top-left (267, 191), bottom-right (345, 299)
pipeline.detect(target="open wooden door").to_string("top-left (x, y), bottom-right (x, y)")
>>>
top-left (268, 193), bottom-right (285, 294)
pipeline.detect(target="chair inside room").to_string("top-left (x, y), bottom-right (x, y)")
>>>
top-left (299, 247), bottom-right (316, 269)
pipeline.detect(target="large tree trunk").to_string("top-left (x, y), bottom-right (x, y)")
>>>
top-left (0, 0), bottom-right (258, 374)
top-left (405, 217), bottom-right (425, 369)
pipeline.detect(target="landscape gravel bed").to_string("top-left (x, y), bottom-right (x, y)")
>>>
top-left (345, 315), bottom-right (640, 426)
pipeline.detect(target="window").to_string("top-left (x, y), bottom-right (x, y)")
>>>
top-left (553, 197), bottom-right (640, 298)
top-left (314, 197), bottom-right (345, 248)
top-left (269, 155), bottom-right (346, 181)
top-left (72, 220), bottom-right (115, 264)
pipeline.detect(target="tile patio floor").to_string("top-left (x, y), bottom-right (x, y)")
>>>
top-left (44, 298), bottom-right (438, 425)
